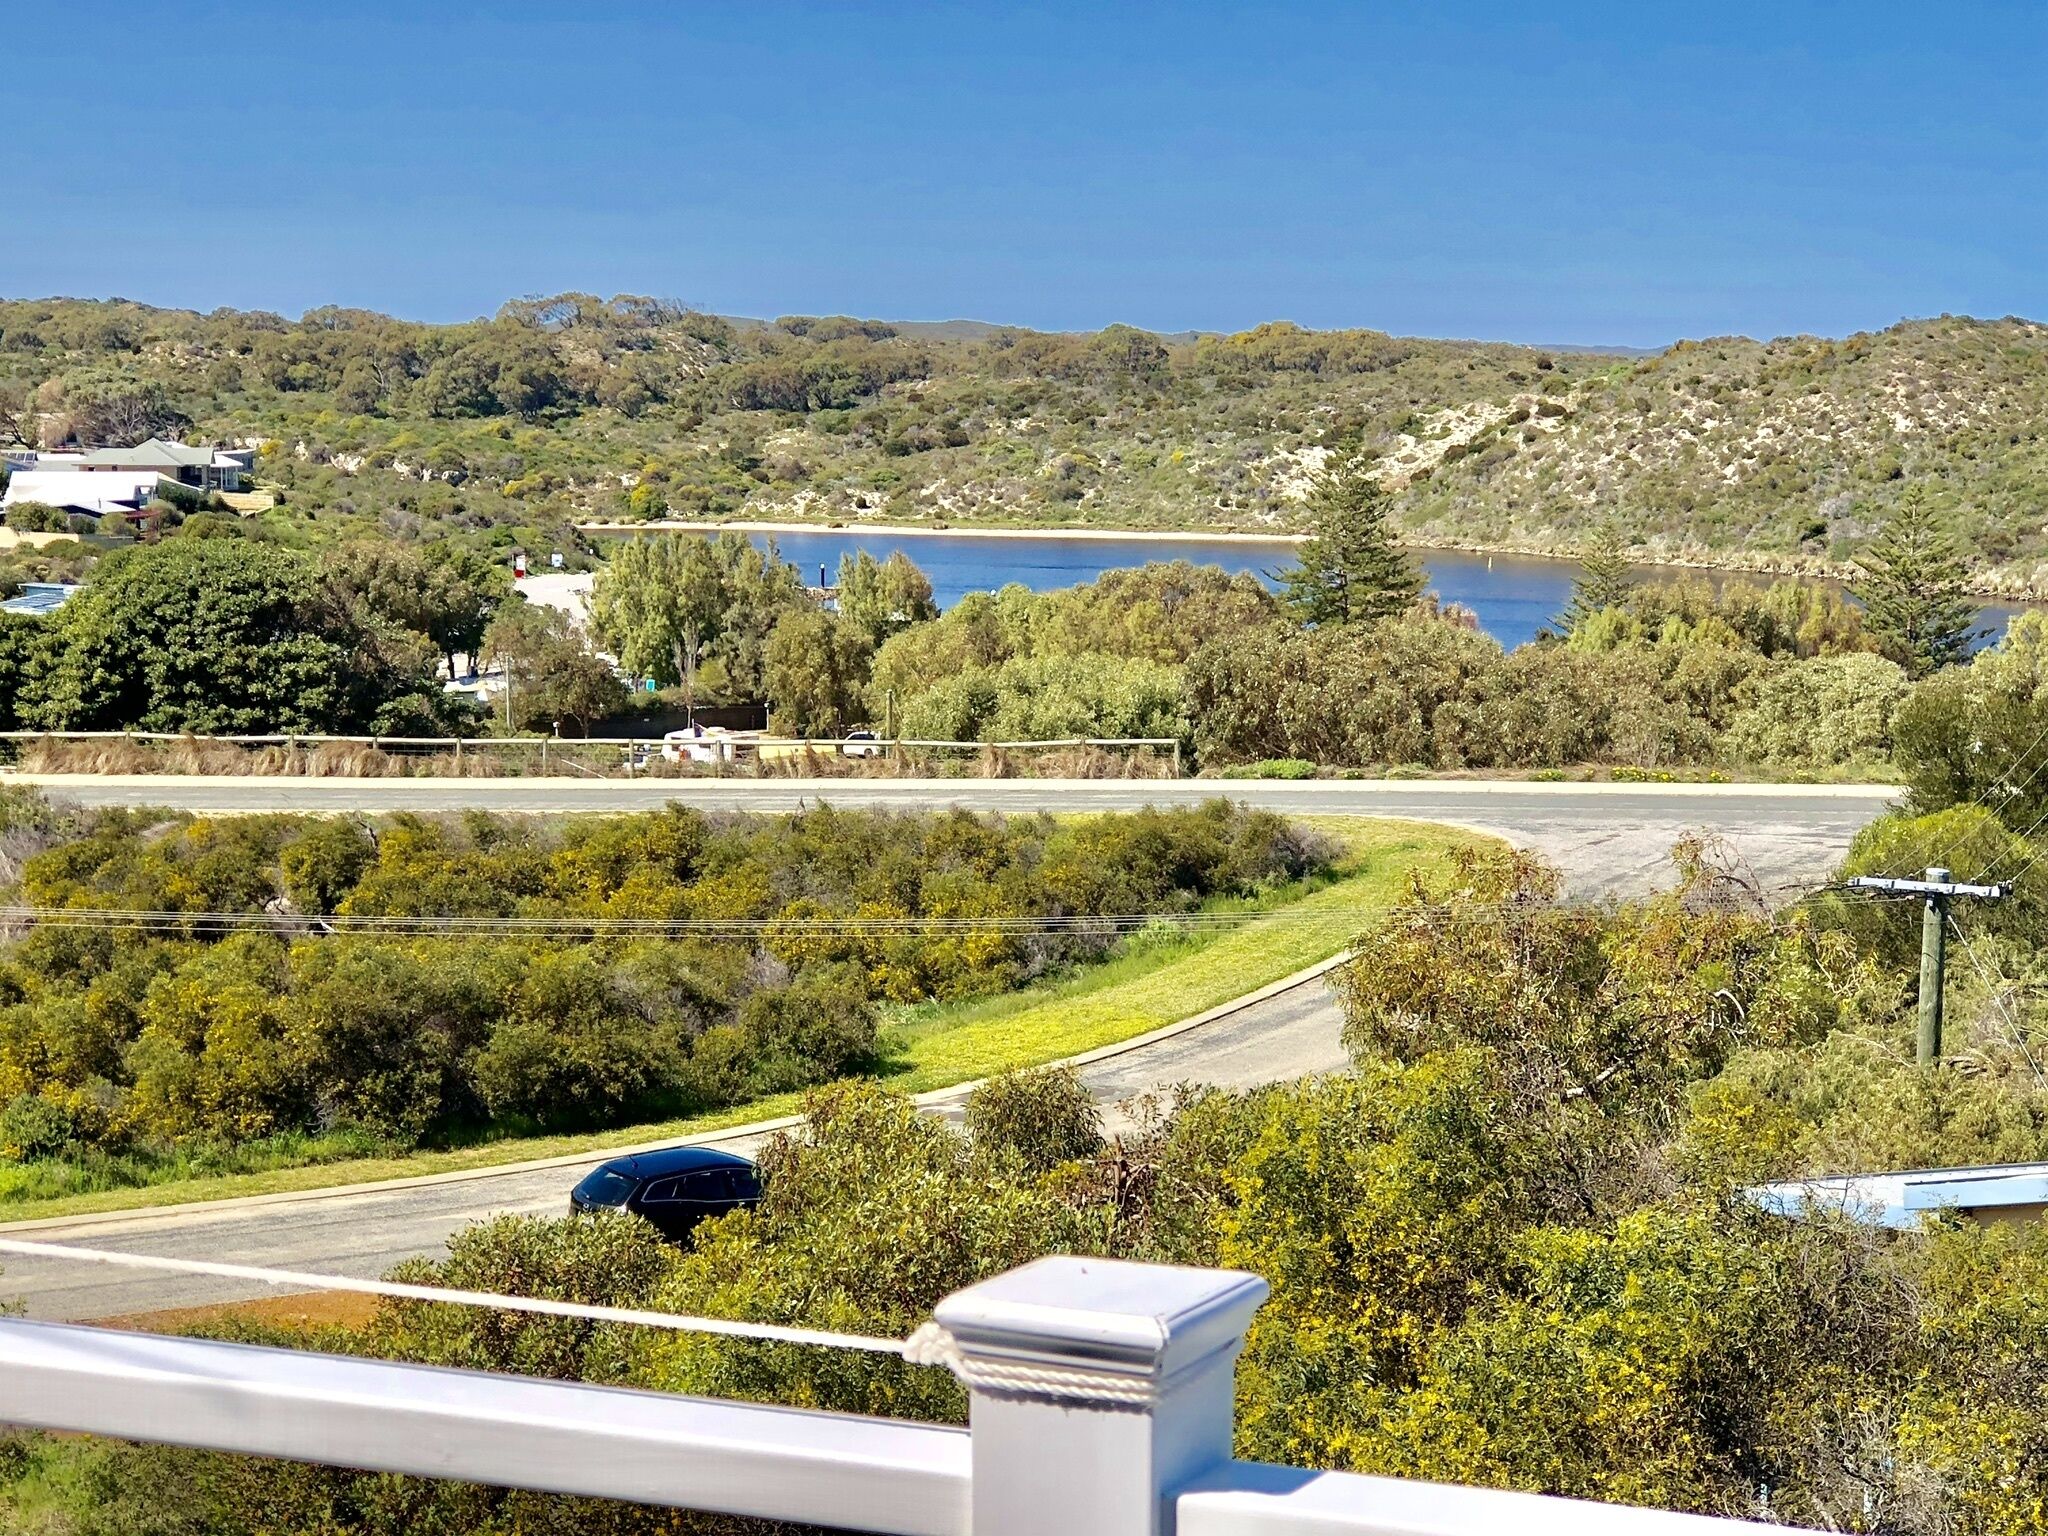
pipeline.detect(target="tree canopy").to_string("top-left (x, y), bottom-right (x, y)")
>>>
top-left (1852, 486), bottom-right (1980, 676)
top-left (18, 540), bottom-right (451, 734)
top-left (1279, 449), bottom-right (1422, 625)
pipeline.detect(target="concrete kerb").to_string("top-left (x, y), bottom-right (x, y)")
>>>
top-left (0, 953), bottom-right (1353, 1238)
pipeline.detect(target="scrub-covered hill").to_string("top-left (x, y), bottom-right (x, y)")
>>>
top-left (1402, 315), bottom-right (2048, 591)
top-left (4, 297), bottom-right (2045, 588)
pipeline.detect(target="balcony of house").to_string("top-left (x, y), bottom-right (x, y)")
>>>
top-left (0, 1247), bottom-right (1807, 1536)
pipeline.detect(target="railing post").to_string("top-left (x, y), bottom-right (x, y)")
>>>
top-left (933, 1255), bottom-right (1266, 1536)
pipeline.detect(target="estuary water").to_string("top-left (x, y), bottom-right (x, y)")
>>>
top-left (605, 525), bottom-right (2026, 652)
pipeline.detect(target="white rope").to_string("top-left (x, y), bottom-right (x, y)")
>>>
top-left (902, 1321), bottom-right (1156, 1408)
top-left (0, 1236), bottom-right (903, 1354)
top-left (0, 1237), bottom-right (1167, 1408)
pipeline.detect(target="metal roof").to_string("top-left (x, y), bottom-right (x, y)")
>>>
top-left (78, 437), bottom-right (214, 468)
top-left (1749, 1159), bottom-right (2048, 1229)
top-left (2, 469), bottom-right (167, 514)
top-left (0, 582), bottom-right (82, 616)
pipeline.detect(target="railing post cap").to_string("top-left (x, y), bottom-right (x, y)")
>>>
top-left (933, 1257), bottom-right (1267, 1390)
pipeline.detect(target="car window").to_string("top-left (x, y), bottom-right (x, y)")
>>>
top-left (573, 1169), bottom-right (638, 1208)
top-left (641, 1170), bottom-right (736, 1204)
top-left (731, 1168), bottom-right (763, 1200)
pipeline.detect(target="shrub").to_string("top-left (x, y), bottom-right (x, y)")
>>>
top-left (897, 651), bottom-right (1186, 743)
top-left (1724, 652), bottom-right (1909, 766)
top-left (1893, 614), bottom-right (2048, 830)
top-left (1219, 757), bottom-right (1318, 780)
top-left (0, 1093), bottom-right (78, 1160)
top-left (737, 962), bottom-right (879, 1091)
top-left (966, 1065), bottom-right (1103, 1175)
top-left (473, 953), bottom-right (682, 1128)
top-left (1, 500), bottom-right (68, 533)
top-left (0, 801), bottom-right (1326, 1171)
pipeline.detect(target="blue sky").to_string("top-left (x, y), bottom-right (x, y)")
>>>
top-left (12, 2), bottom-right (2046, 346)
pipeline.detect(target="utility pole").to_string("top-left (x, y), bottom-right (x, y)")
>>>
top-left (1844, 868), bottom-right (2009, 1065)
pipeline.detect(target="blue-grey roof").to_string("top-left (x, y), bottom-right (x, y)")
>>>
top-left (0, 582), bottom-right (80, 616)
top-left (1749, 1160), bottom-right (2048, 1229)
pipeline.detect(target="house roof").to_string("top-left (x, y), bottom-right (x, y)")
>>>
top-left (1749, 1160), bottom-right (2048, 1229)
top-left (1, 469), bottom-right (169, 515)
top-left (78, 437), bottom-right (214, 469)
top-left (0, 582), bottom-right (82, 616)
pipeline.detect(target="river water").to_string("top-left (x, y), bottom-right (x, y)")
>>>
top-left (608, 526), bottom-right (2025, 652)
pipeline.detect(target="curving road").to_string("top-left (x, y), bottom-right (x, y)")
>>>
top-left (8, 774), bottom-right (1895, 901)
top-left (0, 776), bottom-right (1896, 1319)
top-left (0, 963), bottom-right (1351, 1322)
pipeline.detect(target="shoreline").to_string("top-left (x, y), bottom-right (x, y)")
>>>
top-left (574, 517), bottom-right (2042, 603)
top-left (577, 518), bottom-right (1309, 546)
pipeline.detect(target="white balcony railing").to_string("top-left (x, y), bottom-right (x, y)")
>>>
top-left (0, 1253), bottom-right (1807, 1536)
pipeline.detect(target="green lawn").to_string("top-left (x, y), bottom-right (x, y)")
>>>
top-left (0, 818), bottom-right (1482, 1225)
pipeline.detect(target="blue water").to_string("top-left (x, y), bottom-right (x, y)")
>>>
top-left (697, 529), bottom-right (1576, 649)
top-left (623, 527), bottom-right (2028, 653)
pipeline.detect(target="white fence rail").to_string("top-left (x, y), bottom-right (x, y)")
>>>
top-left (0, 1254), bottom-right (1801, 1536)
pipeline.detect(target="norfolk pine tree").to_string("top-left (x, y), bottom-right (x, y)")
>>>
top-left (1280, 448), bottom-right (1423, 625)
top-left (1852, 486), bottom-right (1979, 677)
top-left (1561, 520), bottom-right (1635, 636)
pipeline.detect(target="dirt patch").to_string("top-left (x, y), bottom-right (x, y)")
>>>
top-left (95, 1288), bottom-right (380, 1334)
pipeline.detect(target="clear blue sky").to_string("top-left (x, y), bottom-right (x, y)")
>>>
top-left (14, 2), bottom-right (2046, 347)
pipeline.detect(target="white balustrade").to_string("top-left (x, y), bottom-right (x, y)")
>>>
top-left (0, 1254), bottom-right (1806, 1536)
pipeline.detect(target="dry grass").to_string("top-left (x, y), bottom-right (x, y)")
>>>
top-left (96, 1289), bottom-right (380, 1333)
top-left (7, 736), bottom-right (1181, 780)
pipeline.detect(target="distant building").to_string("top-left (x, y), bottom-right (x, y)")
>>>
top-left (1750, 1160), bottom-right (2048, 1230)
top-left (73, 438), bottom-right (254, 492)
top-left (1, 468), bottom-right (173, 523)
top-left (5, 439), bottom-right (255, 492)
top-left (0, 581), bottom-right (81, 616)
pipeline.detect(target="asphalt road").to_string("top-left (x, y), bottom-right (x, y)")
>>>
top-left (0, 775), bottom-right (1896, 1319)
top-left (10, 774), bottom-right (1896, 901)
top-left (0, 968), bottom-right (1351, 1322)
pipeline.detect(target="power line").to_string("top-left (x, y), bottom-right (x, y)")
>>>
top-left (0, 897), bottom-right (1556, 941)
top-left (1944, 912), bottom-right (2045, 1086)
top-left (0, 880), bottom-right (1854, 943)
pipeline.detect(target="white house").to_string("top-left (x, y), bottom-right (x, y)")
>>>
top-left (7, 439), bottom-right (255, 492)
top-left (1, 468), bottom-right (173, 523)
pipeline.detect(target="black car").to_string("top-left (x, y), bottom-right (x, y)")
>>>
top-left (569, 1146), bottom-right (763, 1242)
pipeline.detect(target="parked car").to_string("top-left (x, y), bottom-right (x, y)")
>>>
top-left (568, 1146), bottom-right (763, 1242)
top-left (841, 729), bottom-right (886, 759)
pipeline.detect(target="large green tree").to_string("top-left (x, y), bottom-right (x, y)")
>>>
top-left (588, 533), bottom-right (804, 708)
top-left (836, 550), bottom-right (937, 650)
top-left (325, 541), bottom-right (509, 678)
top-left (765, 607), bottom-right (870, 737)
top-left (0, 611), bottom-right (45, 729)
top-left (21, 540), bottom-right (441, 733)
top-left (588, 535), bottom-right (730, 706)
top-left (1561, 521), bottom-right (1634, 635)
top-left (1279, 449), bottom-right (1422, 625)
top-left (1852, 486), bottom-right (1979, 676)
top-left (481, 599), bottom-right (628, 735)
